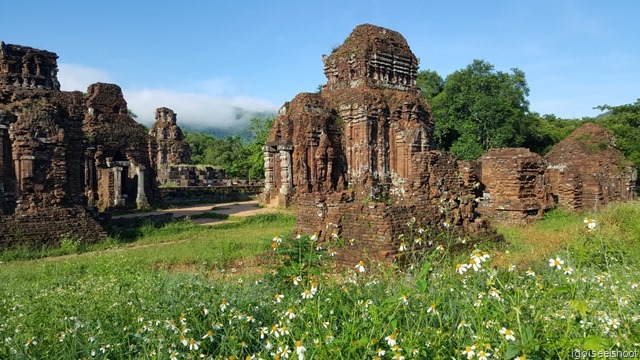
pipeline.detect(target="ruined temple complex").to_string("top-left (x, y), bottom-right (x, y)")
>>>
top-left (0, 25), bottom-right (637, 253)
top-left (261, 24), bottom-right (637, 262)
top-left (0, 42), bottom-right (158, 248)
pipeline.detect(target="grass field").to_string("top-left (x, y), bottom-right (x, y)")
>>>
top-left (0, 203), bottom-right (639, 359)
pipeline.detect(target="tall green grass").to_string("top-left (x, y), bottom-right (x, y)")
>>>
top-left (0, 204), bottom-right (638, 359)
top-left (0, 213), bottom-right (295, 263)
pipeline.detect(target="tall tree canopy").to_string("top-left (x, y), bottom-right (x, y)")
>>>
top-left (416, 69), bottom-right (444, 104)
top-left (246, 116), bottom-right (275, 180)
top-left (595, 99), bottom-right (640, 180)
top-left (184, 117), bottom-right (274, 180)
top-left (430, 59), bottom-right (531, 160)
top-left (521, 113), bottom-right (582, 155)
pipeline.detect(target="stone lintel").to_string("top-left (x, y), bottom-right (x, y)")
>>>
top-left (277, 144), bottom-right (293, 152)
top-left (107, 160), bottom-right (131, 168)
top-left (266, 139), bottom-right (293, 149)
top-left (262, 145), bottom-right (276, 152)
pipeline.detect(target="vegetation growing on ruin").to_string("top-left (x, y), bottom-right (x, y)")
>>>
top-left (1, 202), bottom-right (639, 358)
top-left (595, 100), bottom-right (640, 177)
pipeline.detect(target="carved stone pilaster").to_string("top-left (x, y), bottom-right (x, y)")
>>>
top-left (263, 145), bottom-right (275, 190)
top-left (278, 146), bottom-right (293, 196)
top-left (112, 166), bottom-right (124, 206)
top-left (0, 112), bottom-right (8, 214)
top-left (136, 166), bottom-right (149, 209)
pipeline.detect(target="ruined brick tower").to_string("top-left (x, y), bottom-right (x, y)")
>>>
top-left (262, 24), bottom-right (487, 261)
top-left (149, 107), bottom-right (191, 167)
top-left (264, 24), bottom-right (435, 205)
top-left (0, 43), bottom-right (105, 248)
top-left (0, 42), bottom-right (60, 90)
top-left (82, 83), bottom-right (158, 211)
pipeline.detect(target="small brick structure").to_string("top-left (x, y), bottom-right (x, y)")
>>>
top-left (261, 24), bottom-right (490, 263)
top-left (159, 165), bottom-right (226, 187)
top-left (545, 122), bottom-right (637, 210)
top-left (473, 148), bottom-right (553, 223)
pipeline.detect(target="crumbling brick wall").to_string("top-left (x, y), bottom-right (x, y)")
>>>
top-left (159, 165), bottom-right (226, 187)
top-left (83, 83), bottom-right (158, 211)
top-left (0, 207), bottom-right (105, 249)
top-left (545, 122), bottom-right (637, 210)
top-left (473, 148), bottom-right (553, 223)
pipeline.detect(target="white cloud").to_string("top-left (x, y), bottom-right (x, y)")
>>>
top-left (57, 63), bottom-right (111, 92)
top-left (123, 87), bottom-right (279, 128)
top-left (57, 62), bottom-right (278, 128)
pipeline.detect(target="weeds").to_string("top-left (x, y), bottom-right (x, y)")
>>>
top-left (0, 204), bottom-right (638, 358)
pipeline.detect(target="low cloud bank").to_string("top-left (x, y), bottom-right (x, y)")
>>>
top-left (124, 88), bottom-right (278, 128)
top-left (58, 63), bottom-right (278, 128)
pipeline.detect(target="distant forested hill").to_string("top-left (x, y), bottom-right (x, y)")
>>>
top-left (181, 109), bottom-right (275, 141)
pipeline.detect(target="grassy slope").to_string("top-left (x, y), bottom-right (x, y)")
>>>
top-left (0, 213), bottom-right (295, 277)
top-left (494, 202), bottom-right (640, 270)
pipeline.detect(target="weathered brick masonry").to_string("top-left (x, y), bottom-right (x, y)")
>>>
top-left (261, 24), bottom-right (490, 263)
top-left (545, 122), bottom-right (636, 210)
top-left (473, 148), bottom-right (553, 223)
top-left (0, 42), bottom-right (159, 248)
top-left (0, 43), bottom-right (105, 247)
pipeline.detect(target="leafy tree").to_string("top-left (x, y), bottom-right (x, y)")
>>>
top-left (431, 60), bottom-right (531, 160)
top-left (521, 113), bottom-right (582, 155)
top-left (246, 117), bottom-right (275, 180)
top-left (416, 69), bottom-right (444, 104)
top-left (594, 99), bottom-right (640, 185)
top-left (183, 117), bottom-right (275, 180)
top-left (184, 131), bottom-right (218, 164)
top-left (210, 136), bottom-right (250, 178)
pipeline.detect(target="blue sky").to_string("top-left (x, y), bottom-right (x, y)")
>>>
top-left (2, 1), bottom-right (638, 128)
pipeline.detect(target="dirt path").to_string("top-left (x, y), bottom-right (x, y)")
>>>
top-left (112, 200), bottom-right (278, 225)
